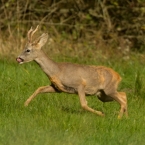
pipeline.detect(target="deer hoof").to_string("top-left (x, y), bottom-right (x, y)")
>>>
top-left (24, 101), bottom-right (29, 107)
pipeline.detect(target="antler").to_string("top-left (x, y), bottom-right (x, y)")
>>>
top-left (27, 25), bottom-right (39, 42)
top-left (27, 27), bottom-right (33, 42)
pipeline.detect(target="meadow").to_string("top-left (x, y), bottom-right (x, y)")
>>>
top-left (0, 0), bottom-right (145, 144)
top-left (0, 51), bottom-right (145, 145)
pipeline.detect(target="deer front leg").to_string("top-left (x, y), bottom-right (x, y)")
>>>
top-left (24, 85), bottom-right (56, 106)
top-left (78, 85), bottom-right (105, 117)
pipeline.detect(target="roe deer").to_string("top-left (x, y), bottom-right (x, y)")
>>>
top-left (16, 25), bottom-right (128, 118)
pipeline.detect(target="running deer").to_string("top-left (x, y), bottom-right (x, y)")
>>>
top-left (16, 25), bottom-right (128, 118)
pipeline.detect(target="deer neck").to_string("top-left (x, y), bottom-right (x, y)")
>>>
top-left (35, 50), bottom-right (60, 77)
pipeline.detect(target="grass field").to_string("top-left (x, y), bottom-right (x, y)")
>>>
top-left (0, 54), bottom-right (145, 145)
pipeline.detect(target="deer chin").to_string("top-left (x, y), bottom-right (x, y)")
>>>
top-left (16, 57), bottom-right (24, 64)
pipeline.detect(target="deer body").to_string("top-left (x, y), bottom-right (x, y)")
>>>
top-left (36, 53), bottom-right (119, 95)
top-left (16, 26), bottom-right (128, 118)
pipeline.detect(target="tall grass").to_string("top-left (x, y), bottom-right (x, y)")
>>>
top-left (0, 52), bottom-right (145, 145)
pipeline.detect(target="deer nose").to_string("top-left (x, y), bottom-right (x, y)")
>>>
top-left (16, 57), bottom-right (24, 63)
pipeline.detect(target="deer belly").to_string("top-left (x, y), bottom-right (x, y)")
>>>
top-left (63, 85), bottom-right (77, 93)
top-left (84, 86), bottom-right (99, 95)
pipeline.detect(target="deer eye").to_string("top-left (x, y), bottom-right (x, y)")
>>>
top-left (26, 49), bottom-right (30, 52)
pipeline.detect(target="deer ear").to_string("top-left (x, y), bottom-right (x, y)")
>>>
top-left (35, 33), bottom-right (48, 49)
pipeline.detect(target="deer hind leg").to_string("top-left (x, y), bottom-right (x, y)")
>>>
top-left (78, 85), bottom-right (104, 117)
top-left (24, 85), bottom-right (56, 106)
top-left (106, 91), bottom-right (128, 119)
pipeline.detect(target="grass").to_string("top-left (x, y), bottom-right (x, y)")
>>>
top-left (0, 54), bottom-right (145, 145)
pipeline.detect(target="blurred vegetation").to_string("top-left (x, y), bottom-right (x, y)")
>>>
top-left (1, 2), bottom-right (145, 144)
top-left (0, 0), bottom-right (145, 59)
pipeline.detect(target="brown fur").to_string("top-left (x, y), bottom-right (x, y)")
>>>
top-left (16, 26), bottom-right (128, 118)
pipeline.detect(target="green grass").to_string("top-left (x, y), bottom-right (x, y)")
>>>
top-left (0, 56), bottom-right (145, 145)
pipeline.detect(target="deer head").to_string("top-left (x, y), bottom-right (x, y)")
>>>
top-left (16, 25), bottom-right (48, 64)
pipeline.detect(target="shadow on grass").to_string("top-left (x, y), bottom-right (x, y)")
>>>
top-left (60, 106), bottom-right (84, 114)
